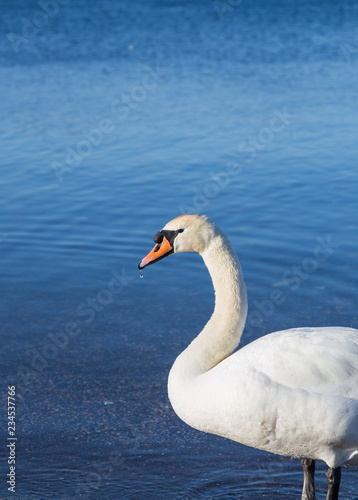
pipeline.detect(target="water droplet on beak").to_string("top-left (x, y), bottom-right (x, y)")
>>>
top-left (139, 271), bottom-right (143, 278)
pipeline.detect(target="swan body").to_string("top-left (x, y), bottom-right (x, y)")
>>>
top-left (138, 214), bottom-right (358, 497)
top-left (170, 327), bottom-right (358, 468)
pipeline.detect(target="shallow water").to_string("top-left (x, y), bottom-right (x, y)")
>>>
top-left (1, 0), bottom-right (358, 498)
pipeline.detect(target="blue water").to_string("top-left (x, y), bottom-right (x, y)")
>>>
top-left (1, 0), bottom-right (358, 498)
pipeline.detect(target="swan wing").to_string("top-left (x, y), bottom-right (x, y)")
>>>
top-left (230, 327), bottom-right (358, 398)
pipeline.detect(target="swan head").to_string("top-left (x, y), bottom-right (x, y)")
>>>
top-left (138, 214), bottom-right (217, 270)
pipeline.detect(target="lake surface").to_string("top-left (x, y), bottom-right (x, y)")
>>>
top-left (1, 0), bottom-right (358, 498)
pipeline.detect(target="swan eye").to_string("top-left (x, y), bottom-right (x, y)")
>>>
top-left (177, 228), bottom-right (184, 234)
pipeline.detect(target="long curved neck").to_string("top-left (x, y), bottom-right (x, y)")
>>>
top-left (171, 233), bottom-right (247, 379)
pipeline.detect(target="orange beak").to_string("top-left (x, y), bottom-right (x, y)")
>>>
top-left (138, 236), bottom-right (174, 270)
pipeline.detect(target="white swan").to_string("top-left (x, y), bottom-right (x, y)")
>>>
top-left (138, 214), bottom-right (358, 499)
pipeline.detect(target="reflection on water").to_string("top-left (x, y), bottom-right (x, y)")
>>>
top-left (1, 0), bottom-right (358, 498)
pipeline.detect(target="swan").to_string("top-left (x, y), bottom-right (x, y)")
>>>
top-left (138, 214), bottom-right (358, 499)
